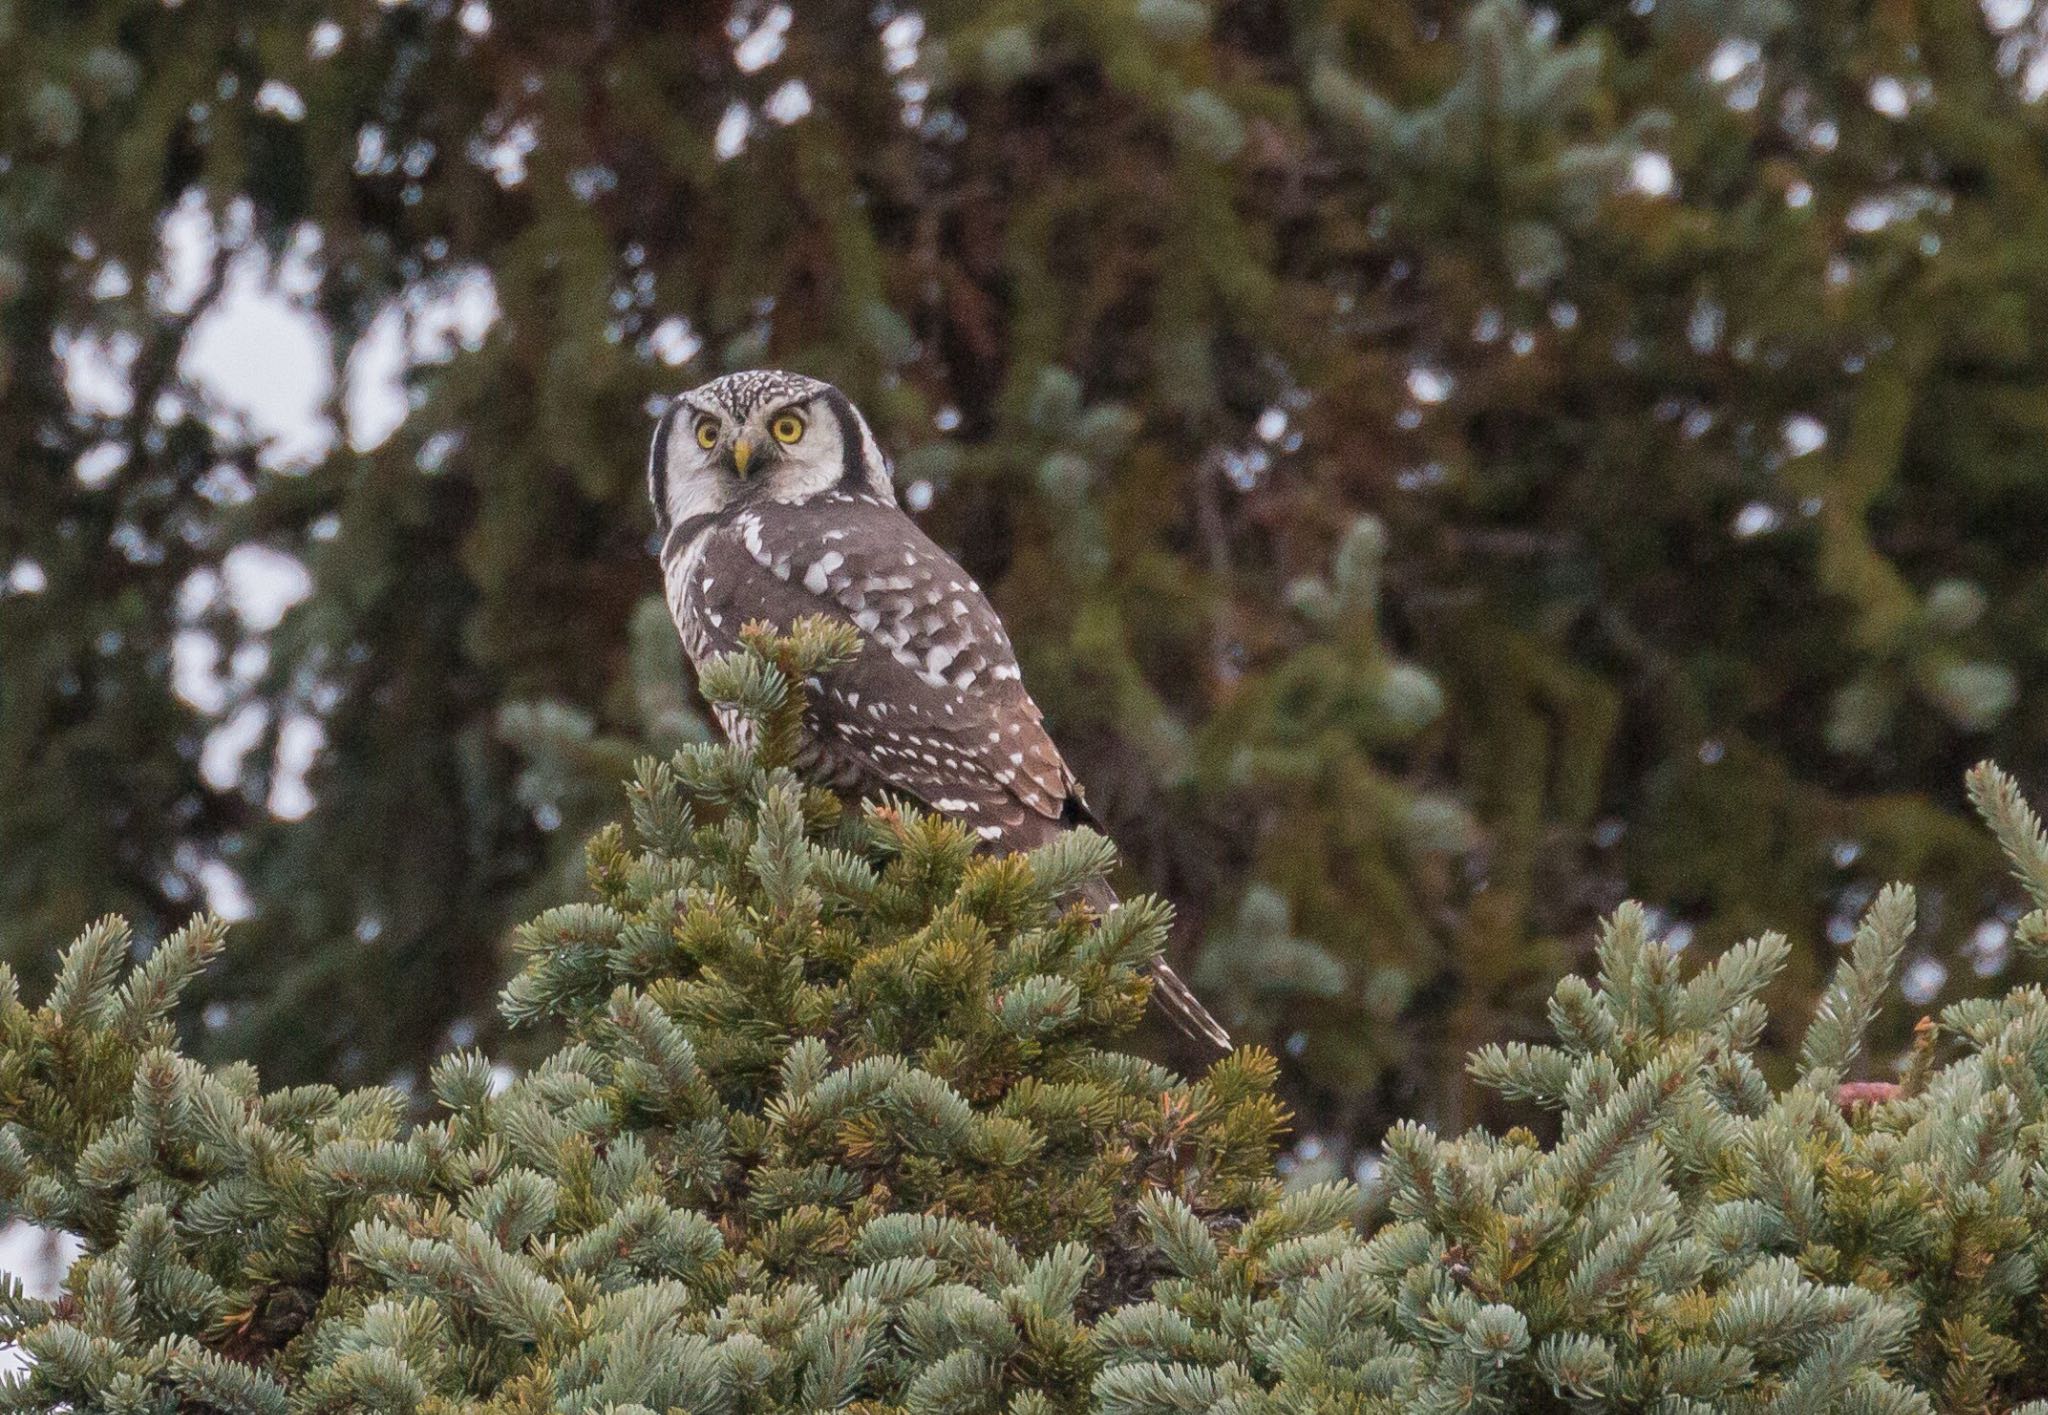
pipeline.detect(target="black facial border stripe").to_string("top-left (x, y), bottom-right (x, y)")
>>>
top-left (647, 404), bottom-right (678, 527)
top-left (819, 388), bottom-right (867, 491)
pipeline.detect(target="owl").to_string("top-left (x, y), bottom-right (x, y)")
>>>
top-left (649, 369), bottom-right (1229, 1050)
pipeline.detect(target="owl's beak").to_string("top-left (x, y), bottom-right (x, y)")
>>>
top-left (730, 439), bottom-right (755, 477)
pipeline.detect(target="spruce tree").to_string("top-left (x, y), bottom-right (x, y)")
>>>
top-left (11, 627), bottom-right (2048, 1410)
top-left (1103, 768), bottom-right (2048, 1412)
top-left (0, 624), bottom-right (1286, 1412)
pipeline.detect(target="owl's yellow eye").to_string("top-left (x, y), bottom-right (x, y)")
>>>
top-left (770, 412), bottom-right (806, 445)
top-left (694, 417), bottom-right (719, 451)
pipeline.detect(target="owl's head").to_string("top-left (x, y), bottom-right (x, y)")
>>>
top-left (647, 369), bottom-right (894, 532)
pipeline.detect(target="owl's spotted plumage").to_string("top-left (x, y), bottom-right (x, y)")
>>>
top-left (648, 368), bottom-right (1229, 1049)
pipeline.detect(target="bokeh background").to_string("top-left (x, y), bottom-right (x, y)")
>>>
top-left (6, 0), bottom-right (2048, 1177)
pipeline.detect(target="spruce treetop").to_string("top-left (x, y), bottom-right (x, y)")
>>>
top-left (7, 629), bottom-right (2048, 1411)
top-left (0, 622), bottom-right (1284, 1413)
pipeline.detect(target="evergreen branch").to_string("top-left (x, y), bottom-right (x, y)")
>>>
top-left (45, 915), bottom-right (129, 1030)
top-left (1967, 761), bottom-right (2048, 952)
top-left (1801, 884), bottom-right (1915, 1085)
top-left (112, 914), bottom-right (228, 1043)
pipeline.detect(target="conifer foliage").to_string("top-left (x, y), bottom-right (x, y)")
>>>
top-left (9, 629), bottom-right (2048, 1412)
top-left (0, 622), bottom-right (1287, 1412)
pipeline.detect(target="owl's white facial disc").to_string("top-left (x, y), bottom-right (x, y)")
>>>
top-left (648, 370), bottom-right (895, 532)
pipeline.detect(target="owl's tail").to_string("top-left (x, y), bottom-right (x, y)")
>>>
top-left (1083, 877), bottom-right (1232, 1052)
top-left (1148, 957), bottom-right (1234, 1052)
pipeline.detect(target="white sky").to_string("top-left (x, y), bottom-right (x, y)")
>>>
top-left (0, 1222), bottom-right (82, 1374)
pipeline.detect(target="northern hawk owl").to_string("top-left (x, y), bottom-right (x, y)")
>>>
top-left (649, 369), bottom-right (1229, 1050)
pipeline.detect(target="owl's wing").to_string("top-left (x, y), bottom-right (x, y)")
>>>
top-left (686, 492), bottom-right (1087, 847)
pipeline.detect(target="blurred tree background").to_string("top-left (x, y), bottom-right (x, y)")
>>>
top-left (5, 0), bottom-right (2048, 1166)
